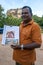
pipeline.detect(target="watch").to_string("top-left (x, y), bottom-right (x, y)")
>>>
top-left (21, 44), bottom-right (24, 50)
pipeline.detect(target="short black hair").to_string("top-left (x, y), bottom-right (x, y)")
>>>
top-left (22, 6), bottom-right (32, 16)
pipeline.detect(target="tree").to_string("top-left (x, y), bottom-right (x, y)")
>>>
top-left (5, 15), bottom-right (22, 26)
top-left (0, 5), bottom-right (6, 27)
top-left (0, 5), bottom-right (4, 16)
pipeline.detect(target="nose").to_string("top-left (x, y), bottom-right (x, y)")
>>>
top-left (22, 13), bottom-right (26, 18)
top-left (22, 13), bottom-right (25, 16)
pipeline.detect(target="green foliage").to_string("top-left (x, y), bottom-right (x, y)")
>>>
top-left (39, 16), bottom-right (43, 26)
top-left (0, 5), bottom-right (6, 28)
top-left (32, 15), bottom-right (43, 27)
top-left (0, 4), bottom-right (43, 28)
top-left (0, 5), bottom-right (22, 27)
top-left (5, 15), bottom-right (22, 26)
top-left (0, 5), bottom-right (4, 16)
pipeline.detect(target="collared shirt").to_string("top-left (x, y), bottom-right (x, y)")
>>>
top-left (13, 19), bottom-right (42, 65)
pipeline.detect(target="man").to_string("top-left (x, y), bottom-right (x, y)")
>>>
top-left (11, 6), bottom-right (42, 65)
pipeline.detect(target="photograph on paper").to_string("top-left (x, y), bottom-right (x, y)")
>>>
top-left (2, 25), bottom-right (19, 45)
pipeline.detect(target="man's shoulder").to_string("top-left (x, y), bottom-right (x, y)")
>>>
top-left (33, 21), bottom-right (40, 27)
top-left (20, 21), bottom-right (23, 26)
top-left (20, 21), bottom-right (23, 24)
top-left (32, 21), bottom-right (41, 30)
top-left (19, 21), bottom-right (23, 28)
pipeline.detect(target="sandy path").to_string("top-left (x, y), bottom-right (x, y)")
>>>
top-left (0, 34), bottom-right (16, 65)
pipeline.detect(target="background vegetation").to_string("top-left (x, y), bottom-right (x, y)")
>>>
top-left (0, 5), bottom-right (43, 31)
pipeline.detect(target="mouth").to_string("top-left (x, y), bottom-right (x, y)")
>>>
top-left (22, 16), bottom-right (28, 20)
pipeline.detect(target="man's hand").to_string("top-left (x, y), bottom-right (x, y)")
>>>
top-left (11, 45), bottom-right (21, 49)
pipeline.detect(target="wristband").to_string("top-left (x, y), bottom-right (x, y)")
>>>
top-left (21, 44), bottom-right (23, 50)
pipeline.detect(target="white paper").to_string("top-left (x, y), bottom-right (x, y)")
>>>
top-left (2, 25), bottom-right (19, 45)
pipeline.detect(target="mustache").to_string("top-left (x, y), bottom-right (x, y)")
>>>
top-left (21, 16), bottom-right (26, 18)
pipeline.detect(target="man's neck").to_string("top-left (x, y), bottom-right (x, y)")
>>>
top-left (23, 19), bottom-right (32, 24)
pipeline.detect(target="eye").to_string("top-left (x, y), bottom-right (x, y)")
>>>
top-left (22, 12), bottom-right (28, 14)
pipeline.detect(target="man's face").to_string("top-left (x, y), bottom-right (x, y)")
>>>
top-left (22, 8), bottom-right (32, 21)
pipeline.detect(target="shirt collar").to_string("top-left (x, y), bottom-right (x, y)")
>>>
top-left (22, 19), bottom-right (34, 27)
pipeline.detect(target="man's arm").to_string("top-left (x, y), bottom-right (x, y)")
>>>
top-left (11, 42), bottom-right (41, 50)
top-left (23, 43), bottom-right (41, 50)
